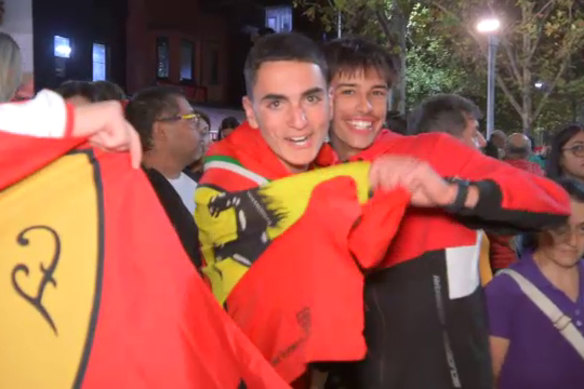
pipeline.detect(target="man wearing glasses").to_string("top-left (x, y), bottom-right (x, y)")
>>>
top-left (126, 86), bottom-right (204, 268)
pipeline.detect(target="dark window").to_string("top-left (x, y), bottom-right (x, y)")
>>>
top-left (209, 49), bottom-right (219, 85)
top-left (156, 37), bottom-right (169, 79)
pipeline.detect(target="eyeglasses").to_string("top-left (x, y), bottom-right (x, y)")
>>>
top-left (156, 112), bottom-right (201, 123)
top-left (562, 144), bottom-right (584, 158)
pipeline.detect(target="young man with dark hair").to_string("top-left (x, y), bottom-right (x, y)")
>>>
top-left (93, 80), bottom-right (126, 102)
top-left (126, 86), bottom-right (203, 267)
top-left (55, 80), bottom-right (97, 107)
top-left (408, 93), bottom-right (486, 148)
top-left (323, 37), bottom-right (570, 389)
top-left (196, 32), bottom-right (471, 386)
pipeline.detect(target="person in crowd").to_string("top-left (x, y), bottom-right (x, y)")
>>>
top-left (407, 94), bottom-right (487, 148)
top-left (490, 129), bottom-right (507, 159)
top-left (505, 133), bottom-right (544, 175)
top-left (486, 177), bottom-right (584, 389)
top-left (93, 80), bottom-right (126, 101)
top-left (0, 32), bottom-right (22, 103)
top-left (546, 123), bottom-right (584, 182)
top-left (484, 139), bottom-right (501, 159)
top-left (126, 86), bottom-right (202, 267)
top-left (322, 37), bottom-right (570, 389)
top-left (404, 94), bottom-right (496, 281)
top-left (218, 116), bottom-right (240, 140)
top-left (488, 133), bottom-right (546, 273)
top-left (527, 134), bottom-right (546, 170)
top-left (55, 80), bottom-right (97, 106)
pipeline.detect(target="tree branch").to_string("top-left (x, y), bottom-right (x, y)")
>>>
top-left (533, 41), bottom-right (576, 120)
top-left (536, 0), bottom-right (557, 16)
top-left (527, 1), bottom-right (556, 61)
top-left (375, 8), bottom-right (392, 39)
top-left (496, 74), bottom-right (524, 117)
top-left (499, 37), bottom-right (524, 85)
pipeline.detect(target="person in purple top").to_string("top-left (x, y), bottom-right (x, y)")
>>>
top-left (486, 177), bottom-right (584, 389)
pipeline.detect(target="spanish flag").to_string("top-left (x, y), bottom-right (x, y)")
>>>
top-left (196, 124), bottom-right (409, 383)
top-left (0, 131), bottom-right (288, 388)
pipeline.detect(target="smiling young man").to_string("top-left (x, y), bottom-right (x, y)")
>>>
top-left (323, 37), bottom-right (571, 389)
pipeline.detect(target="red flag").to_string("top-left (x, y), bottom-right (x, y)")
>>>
top-left (0, 131), bottom-right (288, 388)
top-left (196, 124), bottom-right (409, 383)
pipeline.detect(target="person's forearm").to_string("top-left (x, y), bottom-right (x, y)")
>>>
top-left (72, 101), bottom-right (121, 138)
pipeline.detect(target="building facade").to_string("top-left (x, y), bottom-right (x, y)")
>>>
top-left (3, 0), bottom-right (313, 106)
top-left (126, 0), bottom-right (229, 104)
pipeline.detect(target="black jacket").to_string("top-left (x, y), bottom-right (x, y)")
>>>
top-left (144, 168), bottom-right (201, 268)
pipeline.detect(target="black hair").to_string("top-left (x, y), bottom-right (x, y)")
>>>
top-left (93, 80), bottom-right (126, 101)
top-left (527, 134), bottom-right (536, 152)
top-left (55, 80), bottom-right (96, 102)
top-left (484, 139), bottom-right (500, 159)
top-left (545, 123), bottom-right (584, 179)
top-left (125, 86), bottom-right (184, 151)
top-left (258, 27), bottom-right (276, 36)
top-left (407, 94), bottom-right (482, 137)
top-left (385, 110), bottom-right (407, 135)
top-left (322, 37), bottom-right (398, 87)
top-left (244, 32), bottom-right (328, 97)
top-left (218, 116), bottom-right (240, 140)
top-left (220, 116), bottom-right (239, 130)
top-left (522, 177), bottom-right (584, 251)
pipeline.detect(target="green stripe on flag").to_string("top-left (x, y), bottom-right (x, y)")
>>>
top-left (204, 155), bottom-right (244, 167)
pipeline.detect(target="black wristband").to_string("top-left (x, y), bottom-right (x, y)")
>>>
top-left (445, 178), bottom-right (470, 213)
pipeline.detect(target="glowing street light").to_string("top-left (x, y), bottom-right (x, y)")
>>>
top-left (477, 17), bottom-right (501, 139)
top-left (476, 18), bottom-right (501, 33)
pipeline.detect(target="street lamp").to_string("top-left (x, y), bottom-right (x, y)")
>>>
top-left (477, 17), bottom-right (501, 140)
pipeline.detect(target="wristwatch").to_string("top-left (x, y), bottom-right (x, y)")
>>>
top-left (445, 178), bottom-right (470, 213)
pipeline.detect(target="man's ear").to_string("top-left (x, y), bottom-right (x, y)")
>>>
top-left (152, 121), bottom-right (166, 146)
top-left (242, 95), bottom-right (259, 129)
top-left (327, 86), bottom-right (334, 121)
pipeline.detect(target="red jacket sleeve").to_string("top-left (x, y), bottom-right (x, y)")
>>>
top-left (429, 134), bottom-right (569, 230)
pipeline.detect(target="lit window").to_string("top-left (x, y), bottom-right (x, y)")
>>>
top-left (156, 37), bottom-right (170, 79)
top-left (54, 35), bottom-right (71, 58)
top-left (180, 40), bottom-right (194, 81)
top-left (92, 43), bottom-right (107, 81)
top-left (267, 17), bottom-right (277, 30)
top-left (265, 6), bottom-right (293, 33)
